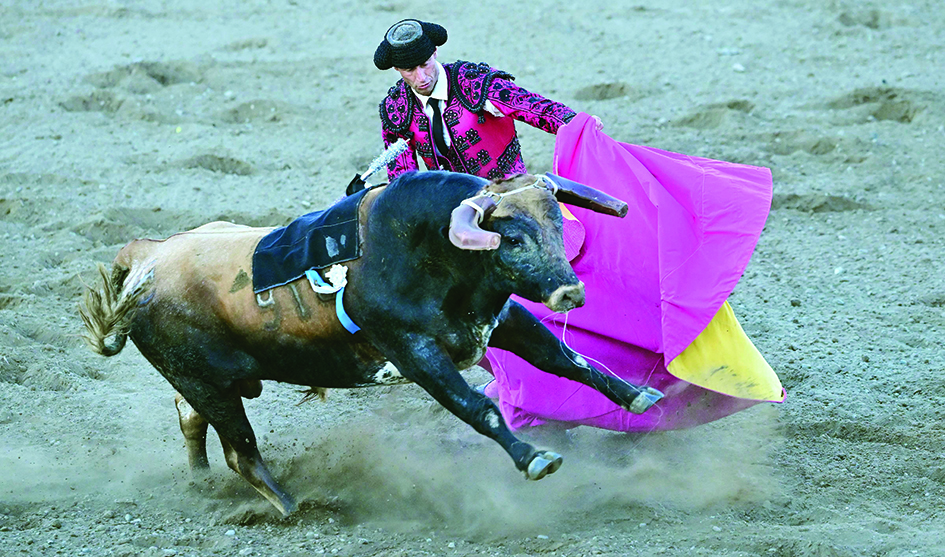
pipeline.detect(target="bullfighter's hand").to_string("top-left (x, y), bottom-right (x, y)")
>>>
top-left (591, 115), bottom-right (604, 131)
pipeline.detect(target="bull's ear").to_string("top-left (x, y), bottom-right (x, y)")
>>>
top-left (544, 174), bottom-right (628, 218)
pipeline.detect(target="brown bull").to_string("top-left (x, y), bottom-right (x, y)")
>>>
top-left (80, 171), bottom-right (663, 516)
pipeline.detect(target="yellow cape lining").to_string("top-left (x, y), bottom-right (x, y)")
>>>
top-left (667, 301), bottom-right (784, 402)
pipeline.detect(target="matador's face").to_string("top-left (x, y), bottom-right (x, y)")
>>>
top-left (395, 51), bottom-right (439, 96)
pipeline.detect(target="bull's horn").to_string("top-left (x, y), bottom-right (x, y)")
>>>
top-left (448, 195), bottom-right (500, 250)
top-left (544, 173), bottom-right (629, 218)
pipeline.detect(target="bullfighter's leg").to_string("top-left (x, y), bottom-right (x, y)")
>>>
top-left (175, 393), bottom-right (210, 471)
top-left (377, 334), bottom-right (562, 481)
top-left (174, 379), bottom-right (296, 517)
top-left (489, 301), bottom-right (664, 414)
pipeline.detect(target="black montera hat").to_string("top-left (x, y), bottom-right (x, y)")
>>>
top-left (374, 19), bottom-right (447, 70)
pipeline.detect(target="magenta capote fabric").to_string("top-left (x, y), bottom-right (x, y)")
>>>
top-left (486, 112), bottom-right (773, 431)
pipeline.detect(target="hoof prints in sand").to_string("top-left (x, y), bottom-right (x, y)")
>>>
top-left (59, 59), bottom-right (309, 126)
top-left (674, 99), bottom-right (755, 129)
top-left (824, 86), bottom-right (929, 124)
top-left (771, 193), bottom-right (871, 213)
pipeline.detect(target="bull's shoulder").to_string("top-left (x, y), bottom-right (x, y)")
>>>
top-left (447, 60), bottom-right (514, 112)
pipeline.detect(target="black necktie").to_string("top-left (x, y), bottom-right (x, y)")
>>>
top-left (429, 98), bottom-right (449, 157)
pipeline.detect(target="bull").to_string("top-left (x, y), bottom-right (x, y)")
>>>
top-left (79, 171), bottom-right (663, 516)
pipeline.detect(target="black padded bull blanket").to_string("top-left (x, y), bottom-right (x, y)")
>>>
top-left (252, 188), bottom-right (369, 293)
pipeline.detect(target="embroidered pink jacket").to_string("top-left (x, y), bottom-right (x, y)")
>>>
top-left (379, 61), bottom-right (576, 180)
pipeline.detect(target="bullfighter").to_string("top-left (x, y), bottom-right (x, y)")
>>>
top-left (374, 19), bottom-right (598, 181)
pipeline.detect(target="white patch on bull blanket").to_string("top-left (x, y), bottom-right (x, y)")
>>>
top-left (325, 236), bottom-right (340, 258)
top-left (373, 361), bottom-right (406, 385)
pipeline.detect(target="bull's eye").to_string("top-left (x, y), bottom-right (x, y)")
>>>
top-left (504, 235), bottom-right (524, 247)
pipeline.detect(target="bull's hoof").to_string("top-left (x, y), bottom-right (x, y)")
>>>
top-left (277, 497), bottom-right (298, 518)
top-left (525, 450), bottom-right (563, 481)
top-left (628, 387), bottom-right (664, 414)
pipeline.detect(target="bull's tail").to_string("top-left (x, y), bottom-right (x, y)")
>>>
top-left (79, 262), bottom-right (154, 356)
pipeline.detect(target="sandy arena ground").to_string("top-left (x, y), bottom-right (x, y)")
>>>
top-left (1, 1), bottom-right (944, 555)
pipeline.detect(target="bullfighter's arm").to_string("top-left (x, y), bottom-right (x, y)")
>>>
top-left (486, 77), bottom-right (577, 134)
top-left (382, 126), bottom-right (420, 181)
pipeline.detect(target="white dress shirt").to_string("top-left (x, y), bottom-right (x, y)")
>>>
top-left (412, 61), bottom-right (505, 154)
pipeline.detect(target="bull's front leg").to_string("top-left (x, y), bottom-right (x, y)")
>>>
top-left (489, 301), bottom-right (664, 414)
top-left (376, 333), bottom-right (564, 481)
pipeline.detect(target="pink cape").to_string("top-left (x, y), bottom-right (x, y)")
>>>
top-left (485, 113), bottom-right (774, 431)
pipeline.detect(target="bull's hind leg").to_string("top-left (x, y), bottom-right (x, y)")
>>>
top-left (490, 301), bottom-right (664, 414)
top-left (134, 306), bottom-right (290, 513)
top-left (216, 433), bottom-right (293, 516)
top-left (174, 379), bottom-right (262, 472)
top-left (175, 393), bottom-right (210, 471)
top-left (175, 379), bottom-right (296, 517)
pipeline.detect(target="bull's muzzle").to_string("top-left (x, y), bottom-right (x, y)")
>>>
top-left (544, 281), bottom-right (585, 312)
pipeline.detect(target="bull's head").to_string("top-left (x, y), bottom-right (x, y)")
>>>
top-left (448, 174), bottom-right (628, 312)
